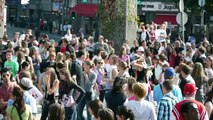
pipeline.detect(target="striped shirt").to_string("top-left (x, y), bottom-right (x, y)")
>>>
top-left (157, 92), bottom-right (179, 120)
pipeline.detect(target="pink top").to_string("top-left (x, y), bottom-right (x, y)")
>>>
top-left (128, 96), bottom-right (137, 101)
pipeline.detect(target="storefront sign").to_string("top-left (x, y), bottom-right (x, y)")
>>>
top-left (141, 2), bottom-right (179, 12)
top-left (0, 0), bottom-right (5, 38)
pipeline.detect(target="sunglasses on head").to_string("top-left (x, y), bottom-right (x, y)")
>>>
top-left (98, 62), bottom-right (103, 64)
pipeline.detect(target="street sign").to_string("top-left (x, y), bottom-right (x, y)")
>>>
top-left (198, 0), bottom-right (205, 7)
top-left (0, 0), bottom-right (5, 38)
top-left (176, 12), bottom-right (188, 25)
top-left (179, 0), bottom-right (184, 12)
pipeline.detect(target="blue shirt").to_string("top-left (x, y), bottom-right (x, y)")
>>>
top-left (153, 84), bottom-right (182, 104)
top-left (157, 92), bottom-right (179, 120)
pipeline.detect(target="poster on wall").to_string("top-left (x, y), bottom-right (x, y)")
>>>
top-left (0, 0), bottom-right (5, 38)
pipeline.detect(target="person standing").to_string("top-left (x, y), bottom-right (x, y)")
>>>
top-left (157, 67), bottom-right (179, 120)
top-left (0, 68), bottom-right (17, 115)
top-left (171, 83), bottom-right (209, 120)
top-left (4, 50), bottom-right (19, 78)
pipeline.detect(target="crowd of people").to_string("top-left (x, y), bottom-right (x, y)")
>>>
top-left (0, 21), bottom-right (212, 120)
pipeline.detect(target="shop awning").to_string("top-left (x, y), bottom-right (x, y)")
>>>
top-left (154, 15), bottom-right (177, 25)
top-left (68, 4), bottom-right (98, 17)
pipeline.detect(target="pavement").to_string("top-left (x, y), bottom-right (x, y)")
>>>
top-left (6, 25), bottom-right (62, 43)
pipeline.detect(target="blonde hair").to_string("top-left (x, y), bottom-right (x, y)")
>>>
top-left (132, 82), bottom-right (148, 99)
top-left (56, 52), bottom-right (63, 62)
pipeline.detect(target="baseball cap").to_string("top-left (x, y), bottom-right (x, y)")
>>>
top-left (184, 83), bottom-right (197, 95)
top-left (20, 77), bottom-right (33, 90)
top-left (164, 67), bottom-right (175, 79)
top-left (137, 47), bottom-right (144, 52)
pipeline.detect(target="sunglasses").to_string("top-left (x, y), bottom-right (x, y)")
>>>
top-left (2, 74), bottom-right (10, 78)
top-left (98, 62), bottom-right (104, 64)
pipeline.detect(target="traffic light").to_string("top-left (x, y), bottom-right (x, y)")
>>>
top-left (71, 12), bottom-right (76, 20)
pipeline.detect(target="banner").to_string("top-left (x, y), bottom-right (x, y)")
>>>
top-left (0, 0), bottom-right (5, 38)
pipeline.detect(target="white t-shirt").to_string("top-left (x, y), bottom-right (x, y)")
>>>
top-left (125, 100), bottom-right (156, 120)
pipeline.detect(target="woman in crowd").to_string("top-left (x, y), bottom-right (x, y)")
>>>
top-left (94, 58), bottom-right (106, 101)
top-left (104, 77), bottom-right (127, 117)
top-left (48, 102), bottom-right (65, 120)
top-left (205, 56), bottom-right (213, 80)
top-left (117, 61), bottom-right (130, 77)
top-left (6, 86), bottom-right (32, 120)
top-left (116, 105), bottom-right (135, 120)
top-left (97, 108), bottom-right (114, 120)
top-left (29, 46), bottom-right (42, 82)
top-left (118, 46), bottom-right (130, 67)
top-left (40, 67), bottom-right (59, 120)
top-left (88, 99), bottom-right (103, 120)
top-left (191, 62), bottom-right (208, 103)
top-left (205, 88), bottom-right (213, 118)
top-left (58, 68), bottom-right (85, 120)
top-left (125, 77), bottom-right (137, 101)
top-left (125, 82), bottom-right (156, 120)
top-left (77, 60), bottom-right (97, 120)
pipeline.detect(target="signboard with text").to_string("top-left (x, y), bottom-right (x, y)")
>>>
top-left (141, 2), bottom-right (179, 12)
top-left (0, 0), bottom-right (5, 38)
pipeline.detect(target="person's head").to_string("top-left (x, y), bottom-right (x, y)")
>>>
top-left (184, 83), bottom-right (197, 98)
top-left (116, 106), bottom-right (134, 120)
top-left (132, 82), bottom-right (148, 100)
top-left (77, 50), bottom-right (86, 61)
top-left (45, 67), bottom-right (58, 83)
top-left (198, 46), bottom-right (206, 55)
top-left (206, 56), bottom-right (213, 68)
top-left (119, 46), bottom-right (127, 56)
top-left (191, 62), bottom-right (206, 85)
top-left (1, 67), bottom-right (12, 84)
top-left (126, 77), bottom-right (136, 95)
top-left (109, 54), bottom-right (118, 65)
top-left (98, 35), bottom-right (104, 44)
top-left (88, 99), bottom-right (103, 119)
top-left (21, 61), bottom-right (30, 71)
top-left (164, 67), bottom-right (175, 80)
top-left (136, 47), bottom-right (144, 56)
top-left (49, 102), bottom-right (65, 120)
top-left (118, 61), bottom-right (128, 71)
top-left (181, 64), bottom-right (192, 77)
top-left (6, 50), bottom-right (14, 61)
top-left (180, 102), bottom-right (200, 120)
top-left (84, 60), bottom-right (95, 72)
top-left (97, 108), bottom-right (114, 120)
top-left (11, 86), bottom-right (25, 113)
top-left (112, 77), bottom-right (127, 93)
top-left (59, 68), bottom-right (75, 84)
top-left (56, 52), bottom-right (64, 62)
top-left (20, 77), bottom-right (33, 91)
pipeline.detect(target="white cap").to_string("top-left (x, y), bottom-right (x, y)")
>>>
top-left (137, 47), bottom-right (144, 52)
top-left (21, 77), bottom-right (33, 90)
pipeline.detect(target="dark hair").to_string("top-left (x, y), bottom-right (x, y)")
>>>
top-left (112, 77), bottom-right (127, 92)
top-left (163, 80), bottom-right (174, 91)
top-left (198, 47), bottom-right (206, 54)
top-left (21, 61), bottom-right (29, 69)
top-left (88, 99), bottom-right (103, 118)
top-left (77, 51), bottom-right (85, 58)
top-left (12, 86), bottom-right (26, 114)
top-left (49, 103), bottom-right (65, 120)
top-left (116, 106), bottom-right (135, 120)
top-left (98, 108), bottom-right (114, 120)
top-left (180, 101), bottom-right (196, 115)
top-left (181, 64), bottom-right (192, 75)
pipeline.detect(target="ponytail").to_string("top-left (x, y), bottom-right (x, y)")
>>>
top-left (116, 106), bottom-right (135, 120)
